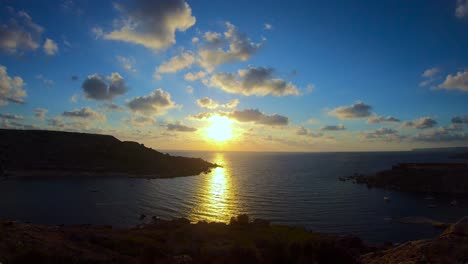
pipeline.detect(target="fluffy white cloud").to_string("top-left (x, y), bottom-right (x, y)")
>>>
top-left (184, 71), bottom-right (207, 81)
top-left (43, 38), bottom-right (58, 55)
top-left (198, 22), bottom-right (262, 71)
top-left (156, 52), bottom-right (195, 73)
top-left (0, 8), bottom-right (43, 54)
top-left (82, 72), bottom-right (128, 101)
top-left (422, 67), bottom-right (440, 78)
top-left (0, 64), bottom-right (27, 106)
top-left (319, 125), bottom-right (345, 131)
top-left (127, 89), bottom-right (176, 115)
top-left (228, 109), bottom-right (289, 126)
top-left (208, 66), bottom-right (299, 96)
top-left (103, 0), bottom-right (196, 50)
top-left (34, 108), bottom-right (48, 120)
top-left (438, 70), bottom-right (468, 92)
top-left (196, 97), bottom-right (239, 109)
top-left (166, 121), bottom-right (197, 132)
top-left (264, 23), bottom-right (273, 30)
top-left (456, 0), bottom-right (468, 18)
top-left (329, 101), bottom-right (372, 119)
top-left (367, 115), bottom-right (400, 124)
top-left (62, 107), bottom-right (106, 121)
top-left (402, 117), bottom-right (437, 129)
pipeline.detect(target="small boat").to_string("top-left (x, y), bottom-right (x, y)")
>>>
top-left (384, 196), bottom-right (390, 202)
top-left (450, 200), bottom-right (458, 206)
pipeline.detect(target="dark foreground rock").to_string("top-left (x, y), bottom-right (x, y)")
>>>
top-left (0, 129), bottom-right (217, 178)
top-left (346, 163), bottom-right (468, 194)
top-left (361, 217), bottom-right (468, 264)
top-left (0, 215), bottom-right (370, 264)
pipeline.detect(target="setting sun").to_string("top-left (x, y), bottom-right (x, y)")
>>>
top-left (206, 116), bottom-right (233, 142)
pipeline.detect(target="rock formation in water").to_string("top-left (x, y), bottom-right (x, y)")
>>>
top-left (0, 129), bottom-right (217, 178)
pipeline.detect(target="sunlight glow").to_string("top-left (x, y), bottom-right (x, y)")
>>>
top-left (206, 115), bottom-right (233, 142)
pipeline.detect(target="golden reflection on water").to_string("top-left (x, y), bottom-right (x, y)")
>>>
top-left (190, 153), bottom-right (236, 223)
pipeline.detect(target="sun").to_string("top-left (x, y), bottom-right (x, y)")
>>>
top-left (206, 115), bottom-right (233, 142)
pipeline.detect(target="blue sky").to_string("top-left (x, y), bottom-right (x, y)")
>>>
top-left (0, 0), bottom-right (467, 151)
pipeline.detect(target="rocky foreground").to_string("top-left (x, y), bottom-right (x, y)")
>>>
top-left (0, 129), bottom-right (217, 178)
top-left (0, 215), bottom-right (467, 264)
top-left (344, 163), bottom-right (468, 194)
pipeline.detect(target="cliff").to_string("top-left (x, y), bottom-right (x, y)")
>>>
top-left (0, 129), bottom-right (216, 178)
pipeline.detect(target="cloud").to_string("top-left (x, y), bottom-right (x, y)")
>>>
top-left (361, 127), bottom-right (404, 142)
top-left (0, 113), bottom-right (23, 120)
top-left (103, 0), bottom-right (196, 50)
top-left (124, 116), bottom-right (155, 127)
top-left (264, 23), bottom-right (273, 30)
top-left (367, 115), bottom-right (400, 124)
top-left (456, 0), bottom-right (468, 18)
top-left (413, 128), bottom-right (468, 142)
top-left (0, 8), bottom-right (43, 54)
top-left (228, 109), bottom-right (289, 126)
top-left (191, 37), bottom-right (199, 43)
top-left (319, 125), bottom-right (345, 131)
top-left (71, 75), bottom-right (79, 81)
top-left (127, 88), bottom-right (176, 115)
top-left (62, 107), bottom-right (106, 121)
top-left (0, 64), bottom-right (27, 106)
top-left (101, 103), bottom-right (124, 112)
top-left (437, 70), bottom-right (468, 92)
top-left (208, 66), bottom-right (300, 96)
top-left (296, 126), bottom-right (323, 137)
top-left (186, 85), bottom-right (194, 94)
top-left (47, 117), bottom-right (66, 128)
top-left (419, 67), bottom-right (441, 87)
top-left (116, 56), bottom-right (136, 72)
top-left (166, 121), bottom-right (197, 132)
top-left (402, 117), bottom-right (437, 129)
top-left (188, 112), bottom-right (214, 120)
top-left (36, 74), bottom-right (54, 87)
top-left (329, 101), bottom-right (372, 119)
top-left (43, 38), bottom-right (58, 55)
top-left (196, 97), bottom-right (239, 109)
top-left (34, 108), bottom-right (48, 120)
top-left (452, 115), bottom-right (468, 124)
top-left (82, 72), bottom-right (128, 101)
top-left (184, 71), bottom-right (207, 81)
top-left (156, 52), bottom-right (195, 73)
top-left (198, 22), bottom-right (263, 71)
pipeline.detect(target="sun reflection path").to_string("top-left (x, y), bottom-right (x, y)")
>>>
top-left (190, 153), bottom-right (237, 223)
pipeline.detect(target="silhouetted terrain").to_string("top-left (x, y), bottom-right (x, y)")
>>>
top-left (0, 215), bottom-right (466, 264)
top-left (0, 129), bottom-right (216, 178)
top-left (347, 163), bottom-right (468, 194)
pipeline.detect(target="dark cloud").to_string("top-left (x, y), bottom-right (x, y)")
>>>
top-left (452, 115), bottom-right (468, 124)
top-left (34, 108), bottom-right (48, 120)
top-left (102, 0), bottom-right (196, 50)
top-left (402, 117), bottom-right (437, 129)
top-left (124, 116), bottom-right (155, 127)
top-left (362, 128), bottom-right (404, 142)
top-left (62, 107), bottom-right (106, 121)
top-left (296, 126), bottom-right (323, 137)
top-left (127, 89), bottom-right (176, 115)
top-left (71, 75), bottom-right (79, 81)
top-left (367, 115), bottom-right (400, 124)
top-left (208, 66), bottom-right (299, 96)
top-left (196, 97), bottom-right (239, 109)
top-left (319, 125), bottom-right (345, 131)
top-left (82, 73), bottom-right (128, 101)
top-left (166, 122), bottom-right (197, 132)
top-left (228, 109), bottom-right (289, 126)
top-left (329, 101), bottom-right (372, 119)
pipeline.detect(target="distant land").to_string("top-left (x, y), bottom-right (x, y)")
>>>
top-left (0, 129), bottom-right (217, 178)
top-left (411, 147), bottom-right (468, 152)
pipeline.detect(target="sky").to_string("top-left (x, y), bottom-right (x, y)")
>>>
top-left (0, 0), bottom-right (467, 152)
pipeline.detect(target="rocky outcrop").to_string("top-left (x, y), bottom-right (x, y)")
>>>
top-left (361, 217), bottom-right (468, 264)
top-left (0, 129), bottom-right (217, 178)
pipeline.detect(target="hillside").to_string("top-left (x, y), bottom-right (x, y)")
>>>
top-left (0, 129), bottom-right (216, 178)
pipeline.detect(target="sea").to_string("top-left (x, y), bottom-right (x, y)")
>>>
top-left (0, 150), bottom-right (467, 243)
